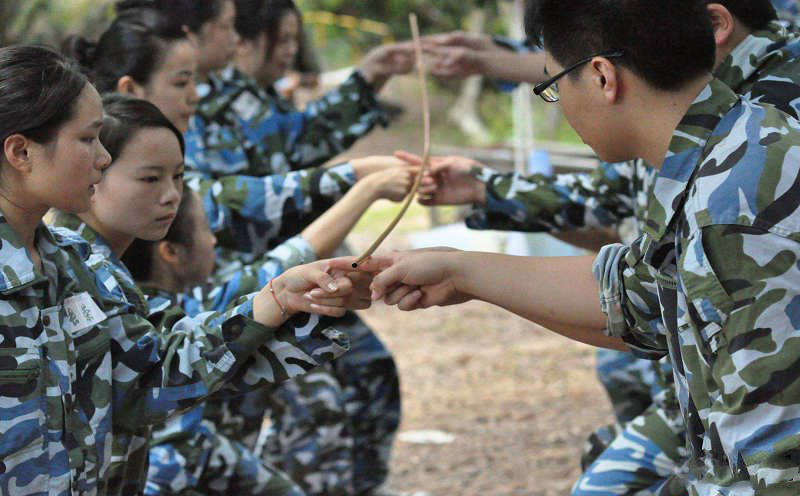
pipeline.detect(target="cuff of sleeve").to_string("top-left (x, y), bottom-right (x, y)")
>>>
top-left (283, 235), bottom-right (319, 264)
top-left (319, 162), bottom-right (357, 195)
top-left (221, 313), bottom-right (279, 361)
top-left (464, 170), bottom-right (518, 230)
top-left (348, 71), bottom-right (390, 127)
top-left (593, 243), bottom-right (631, 338)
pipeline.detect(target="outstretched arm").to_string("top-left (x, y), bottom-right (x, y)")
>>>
top-left (327, 250), bottom-right (627, 351)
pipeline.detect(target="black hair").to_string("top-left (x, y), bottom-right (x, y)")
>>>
top-left (64, 5), bottom-right (186, 93)
top-left (100, 93), bottom-right (185, 163)
top-left (122, 188), bottom-right (197, 282)
top-left (152, 0), bottom-right (225, 34)
top-left (0, 45), bottom-right (89, 146)
top-left (713, 1), bottom-right (777, 31)
top-left (234, 0), bottom-right (300, 53)
top-left (525, 0), bottom-right (716, 92)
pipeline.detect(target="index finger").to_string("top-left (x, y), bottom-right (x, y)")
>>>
top-left (326, 256), bottom-right (394, 273)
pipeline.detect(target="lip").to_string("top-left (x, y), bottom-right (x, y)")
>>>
top-left (155, 213), bottom-right (176, 223)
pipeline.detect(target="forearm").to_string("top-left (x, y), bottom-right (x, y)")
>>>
top-left (452, 252), bottom-right (626, 350)
top-left (301, 181), bottom-right (375, 258)
top-left (477, 50), bottom-right (546, 84)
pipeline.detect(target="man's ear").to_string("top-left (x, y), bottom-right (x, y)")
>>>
top-left (591, 57), bottom-right (620, 104)
top-left (707, 3), bottom-right (736, 47)
top-left (3, 134), bottom-right (34, 174)
top-left (116, 76), bottom-right (146, 98)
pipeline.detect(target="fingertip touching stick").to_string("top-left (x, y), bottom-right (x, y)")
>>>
top-left (352, 13), bottom-right (431, 269)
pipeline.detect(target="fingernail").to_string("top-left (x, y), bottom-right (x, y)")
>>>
top-left (371, 290), bottom-right (380, 300)
top-left (304, 292), bottom-right (313, 300)
top-left (328, 282), bottom-right (339, 291)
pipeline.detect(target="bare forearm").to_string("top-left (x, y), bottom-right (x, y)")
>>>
top-left (477, 51), bottom-right (545, 84)
top-left (301, 182), bottom-right (374, 258)
top-left (452, 252), bottom-right (626, 350)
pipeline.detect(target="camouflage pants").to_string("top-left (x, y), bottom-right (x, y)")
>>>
top-left (595, 349), bottom-right (662, 424)
top-left (331, 313), bottom-right (401, 495)
top-left (572, 400), bottom-right (689, 495)
top-left (263, 312), bottom-right (401, 496)
top-left (145, 420), bottom-right (304, 496)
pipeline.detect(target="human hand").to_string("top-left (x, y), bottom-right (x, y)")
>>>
top-left (359, 41), bottom-right (415, 90)
top-left (255, 261), bottom-right (355, 326)
top-left (360, 166), bottom-right (417, 202)
top-left (394, 151), bottom-right (486, 206)
top-left (325, 249), bottom-right (472, 311)
top-left (421, 31), bottom-right (498, 80)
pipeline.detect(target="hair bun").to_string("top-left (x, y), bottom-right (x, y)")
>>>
top-left (61, 35), bottom-right (98, 69)
top-left (115, 0), bottom-right (156, 13)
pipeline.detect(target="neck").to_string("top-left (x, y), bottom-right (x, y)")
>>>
top-left (0, 185), bottom-right (47, 256)
top-left (631, 75), bottom-right (713, 167)
top-left (141, 258), bottom-right (186, 295)
top-left (76, 212), bottom-right (134, 258)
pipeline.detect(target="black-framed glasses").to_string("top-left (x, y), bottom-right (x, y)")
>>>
top-left (533, 50), bottom-right (624, 102)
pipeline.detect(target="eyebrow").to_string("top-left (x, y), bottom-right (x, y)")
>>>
top-left (175, 70), bottom-right (194, 77)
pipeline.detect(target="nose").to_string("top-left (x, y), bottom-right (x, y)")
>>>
top-left (211, 232), bottom-right (218, 247)
top-left (163, 179), bottom-right (182, 206)
top-left (96, 141), bottom-right (112, 171)
top-left (187, 79), bottom-right (200, 107)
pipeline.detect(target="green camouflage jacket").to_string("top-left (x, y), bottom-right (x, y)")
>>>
top-left (39, 212), bottom-right (347, 494)
top-left (594, 78), bottom-right (800, 493)
top-left (186, 66), bottom-right (387, 254)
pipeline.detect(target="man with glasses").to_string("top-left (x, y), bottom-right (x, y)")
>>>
top-left (392, 0), bottom-right (800, 494)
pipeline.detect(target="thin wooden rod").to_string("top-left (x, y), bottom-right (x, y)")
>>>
top-left (353, 13), bottom-right (430, 268)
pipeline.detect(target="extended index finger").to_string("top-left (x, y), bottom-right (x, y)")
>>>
top-left (327, 256), bottom-right (394, 273)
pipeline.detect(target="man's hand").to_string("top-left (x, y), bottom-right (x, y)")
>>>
top-left (394, 151), bottom-right (487, 206)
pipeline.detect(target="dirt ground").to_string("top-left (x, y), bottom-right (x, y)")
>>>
top-left (328, 76), bottom-right (616, 495)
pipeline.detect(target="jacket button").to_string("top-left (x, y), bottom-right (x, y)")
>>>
top-left (42, 316), bottom-right (51, 326)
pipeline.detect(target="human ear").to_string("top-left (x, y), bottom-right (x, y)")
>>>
top-left (591, 58), bottom-right (619, 104)
top-left (157, 240), bottom-right (185, 267)
top-left (116, 76), bottom-right (146, 98)
top-left (3, 134), bottom-right (33, 173)
top-left (707, 4), bottom-right (735, 47)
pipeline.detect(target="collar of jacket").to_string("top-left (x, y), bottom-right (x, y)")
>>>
top-left (715, 20), bottom-right (798, 92)
top-left (0, 209), bottom-right (92, 294)
top-left (195, 65), bottom-right (269, 121)
top-left (641, 79), bottom-right (741, 241)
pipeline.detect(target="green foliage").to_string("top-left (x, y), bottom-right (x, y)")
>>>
top-left (298, 0), bottom-right (498, 40)
top-left (0, 0), bottom-right (114, 46)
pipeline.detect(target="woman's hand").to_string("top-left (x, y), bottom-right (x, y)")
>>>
top-left (360, 166), bottom-right (417, 202)
top-left (254, 261), bottom-right (358, 327)
top-left (359, 41), bottom-right (415, 91)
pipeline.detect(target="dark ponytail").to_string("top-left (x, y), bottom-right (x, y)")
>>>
top-left (151, 0), bottom-right (224, 34)
top-left (63, 6), bottom-right (186, 93)
top-left (0, 45), bottom-right (89, 146)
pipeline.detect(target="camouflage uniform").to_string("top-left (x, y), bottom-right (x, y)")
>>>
top-left (773, 0), bottom-right (800, 21)
top-left (468, 22), bottom-right (800, 494)
top-left (141, 235), bottom-right (352, 495)
top-left (593, 76), bottom-right (800, 493)
top-left (185, 65), bottom-right (387, 256)
top-left (41, 211), bottom-right (348, 495)
top-left (187, 66), bottom-right (401, 495)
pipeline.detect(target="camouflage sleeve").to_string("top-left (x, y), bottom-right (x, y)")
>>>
top-left (681, 225), bottom-right (800, 487)
top-left (193, 235), bottom-right (317, 314)
top-left (593, 239), bottom-right (667, 359)
top-left (466, 161), bottom-right (637, 232)
top-left (281, 71), bottom-right (389, 170)
top-left (187, 163), bottom-right (355, 252)
top-left (102, 268), bottom-right (348, 429)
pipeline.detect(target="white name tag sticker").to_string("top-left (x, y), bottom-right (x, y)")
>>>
top-left (62, 292), bottom-right (106, 336)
